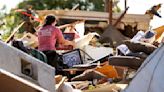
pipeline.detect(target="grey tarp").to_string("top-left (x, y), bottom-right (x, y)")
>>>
top-left (99, 25), bottom-right (129, 47)
top-left (123, 43), bottom-right (164, 92)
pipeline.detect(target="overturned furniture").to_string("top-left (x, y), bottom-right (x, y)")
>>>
top-left (109, 56), bottom-right (144, 70)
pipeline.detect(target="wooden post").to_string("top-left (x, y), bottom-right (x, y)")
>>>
top-left (109, 0), bottom-right (113, 25)
top-left (105, 0), bottom-right (109, 12)
top-left (125, 0), bottom-right (127, 10)
top-left (113, 7), bottom-right (129, 27)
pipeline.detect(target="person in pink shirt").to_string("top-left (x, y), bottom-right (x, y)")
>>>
top-left (38, 15), bottom-right (74, 51)
top-left (38, 14), bottom-right (74, 74)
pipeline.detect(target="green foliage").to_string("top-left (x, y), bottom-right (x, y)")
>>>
top-left (17, 0), bottom-right (105, 11)
top-left (1, 0), bottom-right (121, 41)
top-left (0, 9), bottom-right (23, 41)
top-left (1, 0), bottom-right (105, 40)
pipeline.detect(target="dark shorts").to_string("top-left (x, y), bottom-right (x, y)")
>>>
top-left (42, 50), bottom-right (68, 74)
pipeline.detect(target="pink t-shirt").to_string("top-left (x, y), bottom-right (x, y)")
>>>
top-left (38, 25), bottom-right (63, 51)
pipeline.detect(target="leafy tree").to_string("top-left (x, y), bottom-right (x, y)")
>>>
top-left (0, 10), bottom-right (23, 40)
top-left (0, 5), bottom-right (15, 40)
top-left (1, 0), bottom-right (121, 41)
top-left (1, 0), bottom-right (104, 37)
top-left (17, 0), bottom-right (105, 11)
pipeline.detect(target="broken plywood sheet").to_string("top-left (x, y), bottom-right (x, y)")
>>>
top-left (83, 45), bottom-right (113, 64)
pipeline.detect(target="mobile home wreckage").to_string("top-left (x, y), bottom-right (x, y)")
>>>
top-left (0, 2), bottom-right (163, 92)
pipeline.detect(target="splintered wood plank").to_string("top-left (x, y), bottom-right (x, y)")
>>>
top-left (5, 22), bottom-right (25, 43)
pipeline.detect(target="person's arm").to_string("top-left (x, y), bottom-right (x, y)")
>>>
top-left (56, 28), bottom-right (75, 47)
top-left (59, 36), bottom-right (75, 46)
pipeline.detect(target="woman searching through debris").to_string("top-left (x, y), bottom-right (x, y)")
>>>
top-left (38, 14), bottom-right (75, 74)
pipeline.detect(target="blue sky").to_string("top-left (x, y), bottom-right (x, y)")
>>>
top-left (0, 0), bottom-right (163, 29)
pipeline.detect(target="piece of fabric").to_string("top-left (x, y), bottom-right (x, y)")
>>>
top-left (12, 40), bottom-right (48, 63)
top-left (12, 40), bottom-right (30, 54)
top-left (95, 65), bottom-right (118, 78)
top-left (116, 44), bottom-right (130, 55)
top-left (38, 25), bottom-right (63, 51)
top-left (144, 31), bottom-right (156, 39)
top-left (30, 49), bottom-right (47, 63)
top-left (130, 31), bottom-right (145, 42)
top-left (140, 30), bottom-right (156, 44)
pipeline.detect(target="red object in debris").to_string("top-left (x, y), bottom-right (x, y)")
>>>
top-left (20, 11), bottom-right (41, 22)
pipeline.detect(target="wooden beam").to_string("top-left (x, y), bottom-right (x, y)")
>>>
top-left (58, 20), bottom-right (85, 29)
top-left (55, 77), bottom-right (67, 92)
top-left (114, 7), bottom-right (129, 27)
top-left (125, 0), bottom-right (127, 10)
top-left (5, 22), bottom-right (25, 43)
top-left (37, 10), bottom-right (109, 21)
top-left (36, 10), bottom-right (151, 30)
top-left (37, 10), bottom-right (150, 21)
top-left (109, 0), bottom-right (113, 25)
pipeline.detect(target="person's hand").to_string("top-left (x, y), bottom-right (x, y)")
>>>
top-left (71, 41), bottom-right (76, 48)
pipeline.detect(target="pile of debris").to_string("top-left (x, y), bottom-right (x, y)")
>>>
top-left (0, 2), bottom-right (163, 92)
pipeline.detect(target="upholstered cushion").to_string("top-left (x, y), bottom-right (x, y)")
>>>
top-left (124, 40), bottom-right (157, 55)
top-left (108, 56), bottom-right (144, 69)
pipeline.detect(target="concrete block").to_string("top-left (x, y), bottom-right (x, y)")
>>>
top-left (0, 41), bottom-right (55, 92)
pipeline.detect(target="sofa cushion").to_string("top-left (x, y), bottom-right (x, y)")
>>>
top-left (124, 40), bottom-right (157, 55)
